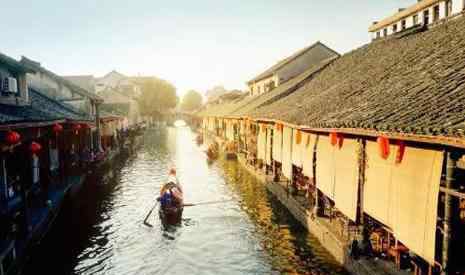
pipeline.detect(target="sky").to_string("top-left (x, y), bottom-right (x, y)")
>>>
top-left (3, 0), bottom-right (413, 97)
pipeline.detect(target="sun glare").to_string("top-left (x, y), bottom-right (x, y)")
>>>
top-left (174, 120), bottom-right (187, 127)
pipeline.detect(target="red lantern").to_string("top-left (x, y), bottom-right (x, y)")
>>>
top-left (296, 130), bottom-right (302, 145)
top-left (330, 132), bottom-right (338, 146)
top-left (30, 141), bottom-right (42, 155)
top-left (5, 130), bottom-right (21, 145)
top-left (53, 123), bottom-right (63, 134)
top-left (72, 124), bottom-right (81, 135)
top-left (395, 140), bottom-right (406, 164)
top-left (377, 136), bottom-right (390, 159)
top-left (337, 133), bottom-right (344, 148)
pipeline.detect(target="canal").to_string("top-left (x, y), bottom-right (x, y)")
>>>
top-left (23, 126), bottom-right (347, 275)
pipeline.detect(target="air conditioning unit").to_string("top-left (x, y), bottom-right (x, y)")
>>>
top-left (3, 77), bottom-right (18, 94)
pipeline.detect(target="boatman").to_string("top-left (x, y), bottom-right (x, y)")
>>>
top-left (159, 168), bottom-right (183, 208)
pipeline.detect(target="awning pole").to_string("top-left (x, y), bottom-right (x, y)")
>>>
top-left (442, 151), bottom-right (460, 273)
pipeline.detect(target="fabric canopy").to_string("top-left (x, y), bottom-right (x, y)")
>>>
top-left (257, 125), bottom-right (267, 161)
top-left (333, 138), bottom-right (359, 221)
top-left (292, 129), bottom-right (303, 167)
top-left (364, 141), bottom-right (444, 264)
top-left (272, 128), bottom-right (283, 163)
top-left (316, 135), bottom-right (359, 221)
top-left (281, 126), bottom-right (293, 180)
top-left (265, 128), bottom-right (272, 165)
top-left (302, 132), bottom-right (316, 178)
top-left (316, 135), bottom-right (336, 199)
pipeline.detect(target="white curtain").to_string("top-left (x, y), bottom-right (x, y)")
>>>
top-left (291, 129), bottom-right (302, 167)
top-left (257, 126), bottom-right (267, 160)
top-left (265, 128), bottom-right (272, 165)
top-left (272, 128), bottom-right (282, 163)
top-left (281, 126), bottom-right (293, 180)
top-left (333, 138), bottom-right (359, 221)
top-left (364, 141), bottom-right (444, 264)
top-left (302, 133), bottom-right (315, 178)
top-left (316, 135), bottom-right (359, 221)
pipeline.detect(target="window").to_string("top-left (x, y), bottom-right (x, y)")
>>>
top-left (376, 31), bottom-right (380, 38)
top-left (383, 28), bottom-right (388, 36)
top-left (401, 19), bottom-right (406, 30)
top-left (392, 23), bottom-right (398, 33)
top-left (433, 5), bottom-right (440, 22)
top-left (423, 10), bottom-right (430, 25)
top-left (413, 14), bottom-right (419, 25)
top-left (446, 0), bottom-right (452, 17)
top-left (32, 155), bottom-right (40, 185)
top-left (269, 81), bottom-right (276, 90)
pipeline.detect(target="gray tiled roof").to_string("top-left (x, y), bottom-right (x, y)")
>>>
top-left (0, 89), bottom-right (91, 125)
top-left (247, 41), bottom-right (339, 84)
top-left (251, 16), bottom-right (465, 139)
top-left (200, 16), bottom-right (465, 143)
top-left (20, 57), bottom-right (103, 102)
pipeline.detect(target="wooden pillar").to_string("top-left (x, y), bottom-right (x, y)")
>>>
top-left (95, 103), bottom-right (101, 150)
top-left (357, 139), bottom-right (366, 225)
top-left (313, 135), bottom-right (320, 216)
top-left (0, 157), bottom-right (7, 209)
top-left (442, 150), bottom-right (460, 273)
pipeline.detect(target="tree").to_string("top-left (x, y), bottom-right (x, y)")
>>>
top-left (180, 90), bottom-right (203, 112)
top-left (138, 78), bottom-right (178, 118)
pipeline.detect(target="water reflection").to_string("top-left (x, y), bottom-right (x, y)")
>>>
top-left (24, 127), bottom-right (347, 275)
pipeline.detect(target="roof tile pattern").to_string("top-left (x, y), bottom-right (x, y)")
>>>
top-left (249, 17), bottom-right (465, 139)
top-left (0, 89), bottom-right (90, 124)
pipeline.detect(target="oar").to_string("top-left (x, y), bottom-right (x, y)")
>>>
top-left (183, 199), bottom-right (234, 207)
top-left (143, 201), bottom-right (159, 227)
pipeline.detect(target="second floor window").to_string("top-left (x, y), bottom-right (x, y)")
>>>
top-left (424, 10), bottom-right (430, 25)
top-left (433, 5), bottom-right (440, 22)
top-left (401, 19), bottom-right (406, 30)
top-left (413, 14), bottom-right (419, 25)
top-left (446, 0), bottom-right (452, 16)
top-left (383, 28), bottom-right (388, 36)
top-left (392, 24), bottom-right (398, 33)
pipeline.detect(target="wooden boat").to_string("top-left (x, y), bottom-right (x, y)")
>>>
top-left (196, 135), bottom-right (203, 145)
top-left (159, 182), bottom-right (184, 225)
top-left (206, 147), bottom-right (218, 160)
top-left (206, 142), bottom-right (219, 161)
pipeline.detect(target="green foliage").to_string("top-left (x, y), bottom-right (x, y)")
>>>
top-left (138, 78), bottom-right (178, 117)
top-left (100, 103), bottom-right (130, 116)
top-left (181, 90), bottom-right (203, 111)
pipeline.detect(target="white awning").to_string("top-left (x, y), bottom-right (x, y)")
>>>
top-left (282, 126), bottom-right (293, 180)
top-left (316, 135), bottom-right (359, 221)
top-left (272, 128), bottom-right (283, 163)
top-left (265, 128), bottom-right (272, 165)
top-left (257, 125), bottom-right (267, 161)
top-left (302, 132), bottom-right (315, 178)
top-left (364, 141), bottom-right (444, 264)
top-left (292, 129), bottom-right (303, 167)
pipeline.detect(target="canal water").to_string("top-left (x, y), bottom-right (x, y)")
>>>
top-left (24, 126), bottom-right (347, 275)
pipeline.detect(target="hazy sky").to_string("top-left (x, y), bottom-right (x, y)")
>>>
top-left (4, 0), bottom-right (411, 96)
